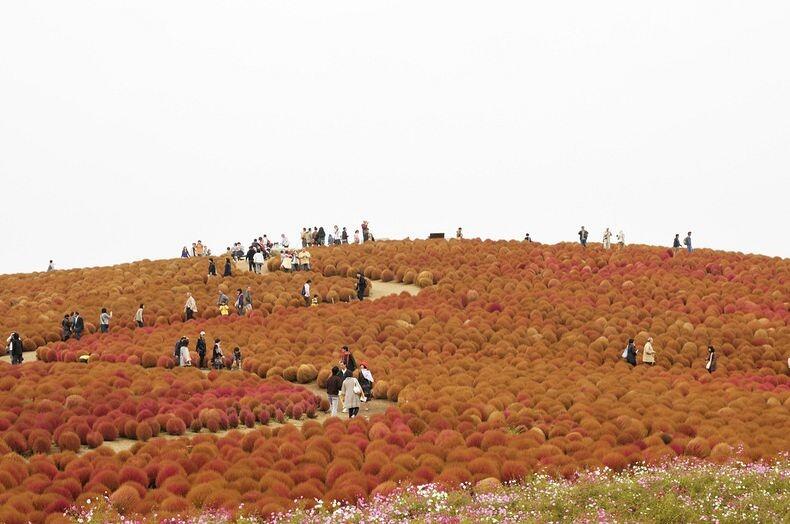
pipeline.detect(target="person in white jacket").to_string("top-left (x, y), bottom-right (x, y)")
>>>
top-left (184, 292), bottom-right (197, 320)
top-left (616, 231), bottom-right (625, 249)
top-left (252, 249), bottom-right (264, 274)
top-left (179, 342), bottom-right (192, 367)
top-left (602, 228), bottom-right (612, 250)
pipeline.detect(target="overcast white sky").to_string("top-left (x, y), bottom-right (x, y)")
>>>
top-left (1, 2), bottom-right (788, 274)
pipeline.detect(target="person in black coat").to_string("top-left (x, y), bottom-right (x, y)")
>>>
top-left (208, 258), bottom-right (217, 276)
top-left (61, 314), bottom-right (72, 341)
top-left (72, 312), bottom-right (85, 340)
top-left (706, 346), bottom-right (717, 373)
top-left (246, 247), bottom-right (256, 272)
top-left (8, 332), bottom-right (23, 365)
top-left (223, 258), bottom-right (232, 277)
top-left (196, 332), bottom-right (207, 368)
top-left (355, 273), bottom-right (367, 301)
top-left (625, 338), bottom-right (638, 367)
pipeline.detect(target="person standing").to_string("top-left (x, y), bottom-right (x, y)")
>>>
top-left (602, 228), bottom-right (612, 249)
top-left (245, 246), bottom-right (256, 272)
top-left (326, 366), bottom-right (344, 416)
top-left (684, 231), bottom-right (693, 253)
top-left (642, 337), bottom-right (656, 366)
top-left (340, 346), bottom-right (357, 375)
top-left (135, 304), bottom-right (144, 327)
top-left (231, 347), bottom-right (243, 370)
top-left (341, 227), bottom-right (349, 244)
top-left (7, 333), bottom-right (23, 365)
top-left (196, 332), bottom-right (207, 368)
top-left (184, 293), bottom-right (197, 321)
top-left (456, 227), bottom-right (463, 239)
top-left (578, 227), bottom-right (588, 247)
top-left (353, 230), bottom-right (360, 244)
top-left (355, 272), bottom-right (367, 301)
top-left (616, 231), bottom-right (625, 249)
top-left (212, 338), bottom-right (224, 369)
top-left (223, 258), bottom-right (232, 277)
top-left (333, 225), bottom-right (341, 245)
top-left (61, 314), bottom-right (72, 340)
top-left (361, 221), bottom-right (370, 242)
top-left (179, 339), bottom-right (192, 367)
top-left (524, 233), bottom-right (532, 242)
top-left (72, 312), bottom-right (84, 340)
top-left (301, 280), bottom-right (312, 306)
top-left (280, 234), bottom-right (290, 249)
top-left (207, 258), bottom-right (217, 277)
top-left (243, 286), bottom-right (253, 314)
top-left (706, 346), bottom-right (717, 373)
top-left (173, 337), bottom-right (186, 366)
top-left (99, 308), bottom-right (112, 333)
top-left (181, 246), bottom-right (190, 258)
top-left (47, 260), bottom-right (54, 272)
top-left (253, 249), bottom-right (264, 274)
top-left (358, 363), bottom-right (374, 402)
top-left (340, 373), bottom-right (364, 419)
top-left (673, 234), bottom-right (682, 254)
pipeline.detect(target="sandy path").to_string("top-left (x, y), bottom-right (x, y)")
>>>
top-left (79, 380), bottom-right (395, 455)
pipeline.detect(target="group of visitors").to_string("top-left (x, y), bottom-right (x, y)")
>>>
top-left (60, 311), bottom-right (86, 340)
top-left (280, 249), bottom-right (312, 272)
top-left (173, 331), bottom-right (242, 369)
top-left (673, 232), bottom-right (693, 253)
top-left (622, 338), bottom-right (716, 372)
top-left (207, 257), bottom-right (234, 277)
top-left (300, 222), bottom-right (375, 247)
top-left (325, 346), bottom-right (374, 418)
top-left (182, 241), bottom-right (211, 258)
top-left (578, 227), bottom-right (626, 249)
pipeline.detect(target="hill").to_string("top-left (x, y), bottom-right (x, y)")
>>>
top-left (0, 239), bottom-right (787, 523)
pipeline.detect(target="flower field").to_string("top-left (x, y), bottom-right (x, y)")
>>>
top-left (0, 239), bottom-right (787, 522)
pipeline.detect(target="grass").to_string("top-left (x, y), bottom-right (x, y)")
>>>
top-left (67, 457), bottom-right (789, 523)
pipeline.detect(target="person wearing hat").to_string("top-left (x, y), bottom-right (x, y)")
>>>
top-left (642, 337), bottom-right (656, 366)
top-left (196, 332), bottom-right (207, 368)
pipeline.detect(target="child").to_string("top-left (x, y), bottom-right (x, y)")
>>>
top-left (219, 303), bottom-right (230, 316)
top-left (311, 294), bottom-right (320, 307)
top-left (232, 347), bottom-right (242, 370)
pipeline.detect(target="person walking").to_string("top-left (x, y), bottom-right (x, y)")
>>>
top-left (706, 346), bottom-right (717, 373)
top-left (642, 337), bottom-right (656, 366)
top-left (353, 230), bottom-right (360, 244)
top-left (135, 304), bottom-right (145, 327)
top-left (616, 231), bottom-right (625, 249)
top-left (47, 260), bottom-right (55, 272)
top-left (340, 372), bottom-right (364, 419)
top-left (673, 234), bottom-right (682, 254)
top-left (355, 272), bottom-right (367, 301)
top-left (326, 366), bottom-right (344, 416)
top-left (245, 246), bottom-right (255, 272)
top-left (456, 227), bottom-right (463, 239)
top-left (623, 338), bottom-right (638, 367)
top-left (243, 286), bottom-right (253, 314)
top-left (253, 249), bottom-right (264, 274)
top-left (361, 221), bottom-right (370, 242)
top-left (99, 308), bottom-right (112, 333)
top-left (684, 231), bottom-right (693, 253)
top-left (196, 331), bottom-right (207, 368)
top-left (217, 290), bottom-right (229, 309)
top-left (7, 333), bottom-right (23, 365)
top-left (179, 339), bottom-right (192, 367)
top-left (578, 227), bottom-right (589, 247)
top-left (301, 280), bottom-right (312, 306)
top-left (184, 293), bottom-right (197, 321)
top-left (72, 312), bottom-right (84, 340)
top-left (223, 258), bottom-right (232, 277)
top-left (207, 258), bottom-right (217, 277)
top-left (341, 227), bottom-right (349, 244)
top-left (61, 314), bottom-right (72, 341)
top-left (602, 228), bottom-right (612, 249)
top-left (235, 289), bottom-right (245, 316)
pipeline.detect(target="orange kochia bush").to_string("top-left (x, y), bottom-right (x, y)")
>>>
top-left (0, 361), bottom-right (319, 454)
top-left (0, 257), bottom-right (361, 352)
top-left (0, 240), bottom-right (788, 521)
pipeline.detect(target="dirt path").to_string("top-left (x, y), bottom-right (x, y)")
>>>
top-left (79, 380), bottom-right (395, 455)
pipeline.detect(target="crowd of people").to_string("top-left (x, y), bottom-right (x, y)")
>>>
top-left (325, 346), bottom-right (374, 419)
top-left (172, 331), bottom-right (243, 370)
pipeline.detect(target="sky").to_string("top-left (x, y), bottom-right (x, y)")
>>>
top-left (1, 1), bottom-right (788, 275)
